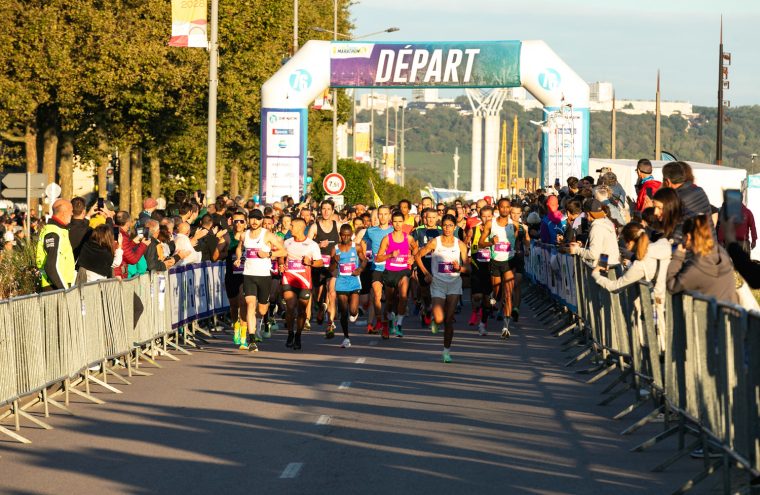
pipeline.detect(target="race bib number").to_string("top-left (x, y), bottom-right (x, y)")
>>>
top-left (287, 259), bottom-right (306, 273)
top-left (494, 242), bottom-right (511, 253)
top-left (438, 262), bottom-right (455, 274)
top-left (389, 255), bottom-right (408, 269)
top-left (339, 262), bottom-right (356, 275)
top-left (475, 249), bottom-right (491, 262)
top-left (321, 254), bottom-right (332, 265)
top-left (245, 248), bottom-right (260, 258)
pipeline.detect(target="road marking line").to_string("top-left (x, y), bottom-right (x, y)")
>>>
top-left (339, 381), bottom-right (351, 390)
top-left (316, 415), bottom-right (331, 425)
top-left (279, 462), bottom-right (303, 479)
top-left (355, 357), bottom-right (366, 364)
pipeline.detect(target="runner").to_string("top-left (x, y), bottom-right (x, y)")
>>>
top-left (478, 197), bottom-right (517, 339)
top-left (363, 205), bottom-right (393, 336)
top-left (332, 224), bottom-right (367, 348)
top-left (415, 214), bottom-right (470, 363)
top-left (226, 210), bottom-right (247, 345)
top-left (308, 200), bottom-right (339, 338)
top-left (233, 209), bottom-right (286, 351)
top-left (509, 203), bottom-right (530, 323)
top-left (375, 210), bottom-right (418, 338)
top-left (470, 205), bottom-right (494, 336)
top-left (398, 199), bottom-right (416, 234)
top-left (411, 208), bottom-right (441, 327)
top-left (280, 218), bottom-right (324, 351)
top-left (263, 215), bottom-right (281, 335)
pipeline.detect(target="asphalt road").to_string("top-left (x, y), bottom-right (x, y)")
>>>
top-left (0, 296), bottom-right (719, 494)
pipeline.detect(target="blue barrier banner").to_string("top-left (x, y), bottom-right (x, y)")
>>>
top-left (169, 262), bottom-right (229, 329)
top-left (528, 241), bottom-right (577, 313)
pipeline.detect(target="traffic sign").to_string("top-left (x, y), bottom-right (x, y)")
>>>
top-left (1, 188), bottom-right (45, 199)
top-left (2, 173), bottom-right (46, 189)
top-left (326, 194), bottom-right (344, 209)
top-left (45, 182), bottom-right (62, 200)
top-left (323, 173), bottom-right (346, 195)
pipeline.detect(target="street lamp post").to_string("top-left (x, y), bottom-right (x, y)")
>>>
top-left (331, 0), bottom-right (338, 174)
top-left (400, 98), bottom-right (406, 187)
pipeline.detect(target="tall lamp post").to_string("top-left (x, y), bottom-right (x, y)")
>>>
top-left (400, 98), bottom-right (406, 187)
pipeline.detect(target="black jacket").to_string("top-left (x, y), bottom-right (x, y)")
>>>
top-left (677, 182), bottom-right (712, 219)
top-left (143, 238), bottom-right (169, 272)
top-left (77, 240), bottom-right (115, 279)
top-left (69, 218), bottom-right (92, 261)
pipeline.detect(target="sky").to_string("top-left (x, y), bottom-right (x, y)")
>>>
top-left (348, 0), bottom-right (760, 107)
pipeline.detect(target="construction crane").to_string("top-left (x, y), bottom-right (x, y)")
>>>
top-left (498, 120), bottom-right (508, 191)
top-left (509, 115), bottom-right (519, 193)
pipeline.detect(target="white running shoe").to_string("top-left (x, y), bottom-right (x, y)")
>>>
top-left (478, 322), bottom-right (487, 336)
top-left (340, 338), bottom-right (351, 348)
top-left (349, 313), bottom-right (359, 323)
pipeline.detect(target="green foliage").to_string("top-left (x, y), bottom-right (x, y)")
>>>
top-left (311, 159), bottom-right (419, 206)
top-left (0, 240), bottom-right (39, 298)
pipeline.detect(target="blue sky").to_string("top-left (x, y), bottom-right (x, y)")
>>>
top-left (349, 0), bottom-right (760, 106)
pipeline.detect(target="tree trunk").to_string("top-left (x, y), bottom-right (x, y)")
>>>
top-left (242, 169), bottom-right (253, 201)
top-left (130, 147), bottom-right (142, 216)
top-left (150, 153), bottom-right (160, 199)
top-left (119, 145), bottom-right (131, 211)
top-left (97, 140), bottom-right (109, 199)
top-left (229, 162), bottom-right (239, 198)
top-left (25, 125), bottom-right (39, 212)
top-left (59, 136), bottom-right (74, 200)
top-left (42, 125), bottom-right (58, 186)
top-left (215, 159), bottom-right (225, 200)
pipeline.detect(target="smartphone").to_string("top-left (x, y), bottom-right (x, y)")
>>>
top-left (598, 253), bottom-right (609, 272)
top-left (554, 178), bottom-right (560, 187)
top-left (141, 227), bottom-right (150, 238)
top-left (724, 189), bottom-right (743, 223)
top-left (97, 198), bottom-right (105, 210)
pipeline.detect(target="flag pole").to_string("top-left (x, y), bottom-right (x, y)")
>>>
top-left (206, 0), bottom-right (219, 201)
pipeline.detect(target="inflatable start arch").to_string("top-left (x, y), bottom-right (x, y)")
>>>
top-left (260, 40), bottom-right (589, 202)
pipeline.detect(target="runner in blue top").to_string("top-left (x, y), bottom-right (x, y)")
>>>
top-left (331, 224), bottom-right (367, 348)
top-left (363, 205), bottom-right (393, 335)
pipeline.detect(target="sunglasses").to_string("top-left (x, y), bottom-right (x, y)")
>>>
top-left (233, 219), bottom-right (246, 224)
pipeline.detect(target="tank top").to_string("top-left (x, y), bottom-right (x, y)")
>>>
top-left (489, 217), bottom-right (515, 262)
top-left (243, 229), bottom-right (271, 276)
top-left (335, 243), bottom-right (361, 292)
top-left (385, 232), bottom-right (410, 272)
top-left (432, 237), bottom-right (461, 281)
top-left (412, 226), bottom-right (441, 263)
top-left (282, 237), bottom-right (320, 289)
top-left (471, 225), bottom-right (491, 263)
top-left (365, 226), bottom-right (393, 272)
top-left (315, 220), bottom-right (339, 267)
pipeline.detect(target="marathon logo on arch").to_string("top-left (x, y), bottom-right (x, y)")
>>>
top-left (538, 68), bottom-right (561, 91)
top-left (331, 43), bottom-right (372, 59)
top-left (330, 41), bottom-right (521, 88)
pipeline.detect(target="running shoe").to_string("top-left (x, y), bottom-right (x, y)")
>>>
top-left (325, 322), bottom-right (336, 339)
top-left (316, 302), bottom-right (326, 325)
top-left (381, 322), bottom-right (390, 339)
top-left (233, 321), bottom-right (241, 345)
top-left (304, 320), bottom-right (311, 332)
top-left (488, 295), bottom-right (497, 307)
top-left (389, 314), bottom-right (398, 336)
top-left (431, 320), bottom-right (439, 335)
top-left (349, 313), bottom-right (359, 323)
top-left (442, 349), bottom-right (452, 363)
top-left (501, 319), bottom-right (511, 339)
top-left (467, 310), bottom-right (478, 326)
top-left (478, 322), bottom-right (487, 336)
top-left (511, 308), bottom-right (520, 323)
top-left (366, 323), bottom-right (376, 334)
top-left (423, 313), bottom-right (432, 326)
top-left (340, 338), bottom-right (351, 348)
top-left (395, 325), bottom-right (404, 338)
top-left (293, 333), bottom-right (302, 351)
top-left (286, 332), bottom-right (295, 348)
top-left (240, 341), bottom-right (259, 352)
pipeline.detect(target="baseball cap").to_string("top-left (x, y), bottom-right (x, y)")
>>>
top-left (3, 231), bottom-right (15, 245)
top-left (587, 199), bottom-right (606, 218)
top-left (249, 209), bottom-right (264, 220)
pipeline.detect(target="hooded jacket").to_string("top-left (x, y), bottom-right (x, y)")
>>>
top-left (666, 244), bottom-right (738, 304)
top-left (592, 237), bottom-right (671, 301)
top-left (577, 217), bottom-right (620, 267)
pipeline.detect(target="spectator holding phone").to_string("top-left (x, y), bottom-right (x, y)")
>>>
top-left (113, 211), bottom-right (149, 279)
top-left (569, 199), bottom-right (620, 267)
top-left (666, 214), bottom-right (737, 303)
top-left (77, 225), bottom-right (123, 282)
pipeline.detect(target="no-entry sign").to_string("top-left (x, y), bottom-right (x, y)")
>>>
top-left (322, 173), bottom-right (346, 195)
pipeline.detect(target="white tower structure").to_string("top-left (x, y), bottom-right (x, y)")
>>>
top-left (466, 89), bottom-right (508, 194)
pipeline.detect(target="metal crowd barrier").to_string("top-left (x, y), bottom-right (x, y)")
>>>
top-left (524, 240), bottom-right (760, 494)
top-left (0, 261), bottom-right (229, 444)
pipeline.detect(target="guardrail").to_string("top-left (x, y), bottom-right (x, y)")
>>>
top-left (0, 261), bottom-right (229, 444)
top-left (524, 241), bottom-right (760, 494)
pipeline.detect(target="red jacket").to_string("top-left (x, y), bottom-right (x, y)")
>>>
top-left (636, 177), bottom-right (661, 212)
top-left (113, 227), bottom-right (148, 279)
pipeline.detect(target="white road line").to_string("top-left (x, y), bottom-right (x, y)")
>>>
top-left (339, 381), bottom-right (351, 390)
top-left (355, 357), bottom-right (366, 364)
top-left (316, 415), bottom-right (331, 425)
top-left (279, 462), bottom-right (303, 479)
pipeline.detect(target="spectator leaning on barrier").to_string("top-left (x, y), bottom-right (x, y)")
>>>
top-left (539, 195), bottom-right (566, 245)
top-left (113, 211), bottom-right (149, 279)
top-left (36, 199), bottom-right (76, 291)
top-left (651, 187), bottom-right (685, 243)
top-left (661, 161), bottom-right (712, 219)
top-left (175, 222), bottom-right (204, 265)
top-left (142, 219), bottom-right (176, 271)
top-left (666, 214), bottom-right (738, 304)
top-left (634, 158), bottom-right (661, 212)
top-left (592, 222), bottom-right (671, 302)
top-left (76, 224), bottom-right (124, 282)
top-left (569, 199), bottom-right (620, 267)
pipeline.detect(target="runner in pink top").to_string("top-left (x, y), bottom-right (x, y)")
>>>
top-left (375, 211), bottom-right (418, 338)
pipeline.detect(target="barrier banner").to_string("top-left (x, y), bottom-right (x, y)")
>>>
top-left (528, 241), bottom-right (577, 312)
top-left (194, 264), bottom-right (210, 319)
top-left (169, 265), bottom-right (182, 329)
top-left (185, 265), bottom-right (197, 323)
top-left (330, 41), bottom-right (522, 88)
